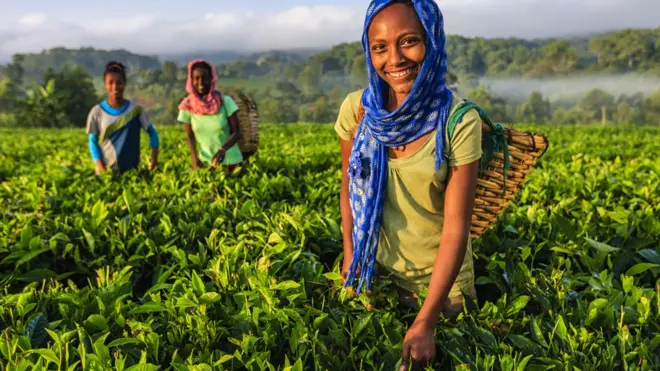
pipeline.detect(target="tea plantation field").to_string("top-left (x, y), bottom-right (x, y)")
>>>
top-left (1, 124), bottom-right (659, 370)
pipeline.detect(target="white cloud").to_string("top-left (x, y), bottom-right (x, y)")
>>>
top-left (18, 13), bottom-right (48, 28)
top-left (439, 0), bottom-right (660, 38)
top-left (0, 0), bottom-right (658, 62)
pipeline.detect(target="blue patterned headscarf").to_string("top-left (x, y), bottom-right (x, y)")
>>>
top-left (344, 0), bottom-right (453, 294)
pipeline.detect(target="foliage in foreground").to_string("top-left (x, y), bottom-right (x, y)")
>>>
top-left (0, 124), bottom-right (659, 370)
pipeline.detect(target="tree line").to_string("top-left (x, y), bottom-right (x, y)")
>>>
top-left (1, 27), bottom-right (659, 127)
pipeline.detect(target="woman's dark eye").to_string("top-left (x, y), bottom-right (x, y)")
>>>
top-left (371, 44), bottom-right (386, 53)
top-left (402, 37), bottom-right (419, 46)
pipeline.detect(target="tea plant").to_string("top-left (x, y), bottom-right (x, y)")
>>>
top-left (0, 124), bottom-right (659, 370)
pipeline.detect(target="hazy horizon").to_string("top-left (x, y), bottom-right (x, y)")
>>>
top-left (0, 0), bottom-right (658, 63)
top-left (460, 73), bottom-right (660, 102)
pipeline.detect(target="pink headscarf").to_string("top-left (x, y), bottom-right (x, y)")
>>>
top-left (178, 59), bottom-right (223, 115)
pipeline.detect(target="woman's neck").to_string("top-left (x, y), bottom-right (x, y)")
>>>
top-left (106, 97), bottom-right (126, 109)
top-left (386, 88), bottom-right (408, 111)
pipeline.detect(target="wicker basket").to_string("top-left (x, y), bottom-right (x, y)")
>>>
top-left (354, 100), bottom-right (549, 240)
top-left (235, 93), bottom-right (260, 159)
top-left (469, 124), bottom-right (548, 239)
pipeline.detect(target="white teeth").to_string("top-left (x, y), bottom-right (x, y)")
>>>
top-left (389, 68), bottom-right (413, 78)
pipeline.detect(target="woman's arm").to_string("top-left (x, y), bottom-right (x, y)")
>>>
top-left (399, 160), bottom-right (479, 370)
top-left (339, 138), bottom-right (355, 281)
top-left (146, 124), bottom-right (159, 171)
top-left (183, 123), bottom-right (201, 169)
top-left (212, 113), bottom-right (241, 166)
top-left (88, 133), bottom-right (106, 173)
top-left (417, 160), bottom-right (479, 322)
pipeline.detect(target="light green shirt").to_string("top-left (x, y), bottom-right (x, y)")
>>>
top-left (334, 89), bottom-right (483, 295)
top-left (178, 95), bottom-right (243, 166)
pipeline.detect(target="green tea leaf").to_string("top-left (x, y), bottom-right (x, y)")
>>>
top-left (268, 232), bottom-right (283, 245)
top-left (16, 248), bottom-right (50, 268)
top-left (552, 316), bottom-right (568, 343)
top-left (130, 302), bottom-right (166, 315)
top-left (199, 292), bottom-right (221, 305)
top-left (240, 199), bottom-right (254, 215)
top-left (323, 272), bottom-right (343, 281)
top-left (124, 364), bottom-right (160, 371)
top-left (191, 270), bottom-right (205, 295)
top-left (584, 237), bottom-right (619, 254)
top-left (82, 228), bottom-right (96, 254)
top-left (638, 248), bottom-right (660, 264)
top-left (122, 189), bottom-right (135, 213)
top-left (516, 355), bottom-right (533, 371)
top-left (351, 312), bottom-right (373, 338)
top-left (108, 338), bottom-right (141, 347)
top-left (91, 200), bottom-right (109, 228)
top-left (25, 313), bottom-right (49, 348)
top-left (505, 295), bottom-right (530, 317)
top-left (272, 281), bottom-right (301, 290)
top-left (500, 354), bottom-right (515, 371)
top-left (530, 317), bottom-right (548, 348)
top-left (84, 314), bottom-right (108, 331)
top-left (28, 349), bottom-right (59, 365)
top-left (625, 263), bottom-right (659, 276)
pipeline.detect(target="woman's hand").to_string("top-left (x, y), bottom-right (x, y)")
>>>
top-left (149, 148), bottom-right (159, 172)
top-left (211, 148), bottom-right (226, 168)
top-left (399, 318), bottom-right (436, 371)
top-left (94, 160), bottom-right (106, 174)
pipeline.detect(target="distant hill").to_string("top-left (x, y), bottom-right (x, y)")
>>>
top-left (158, 50), bottom-right (249, 65)
top-left (7, 46), bottom-right (324, 81)
top-left (160, 48), bottom-right (322, 66)
top-left (3, 27), bottom-right (659, 82)
top-left (14, 47), bottom-right (162, 79)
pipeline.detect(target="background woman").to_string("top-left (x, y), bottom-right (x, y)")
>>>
top-left (86, 61), bottom-right (159, 174)
top-left (177, 59), bottom-right (243, 172)
top-left (335, 0), bottom-right (483, 369)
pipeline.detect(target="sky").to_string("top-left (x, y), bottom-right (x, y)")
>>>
top-left (0, 0), bottom-right (658, 62)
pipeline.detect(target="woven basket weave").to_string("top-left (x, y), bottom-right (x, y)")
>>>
top-left (468, 124), bottom-right (548, 239)
top-left (355, 100), bottom-right (549, 240)
top-left (235, 93), bottom-right (260, 158)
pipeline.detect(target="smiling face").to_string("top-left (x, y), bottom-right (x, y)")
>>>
top-left (191, 64), bottom-right (212, 97)
top-left (104, 72), bottom-right (125, 102)
top-left (367, 2), bottom-right (426, 103)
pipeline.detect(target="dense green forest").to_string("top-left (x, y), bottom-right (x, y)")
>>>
top-left (1, 27), bottom-right (659, 127)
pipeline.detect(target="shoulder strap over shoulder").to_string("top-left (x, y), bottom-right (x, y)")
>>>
top-left (450, 99), bottom-right (511, 191)
top-left (352, 94), bottom-right (499, 147)
top-left (446, 98), bottom-right (498, 142)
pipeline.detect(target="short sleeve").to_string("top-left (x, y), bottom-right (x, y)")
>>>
top-left (447, 108), bottom-right (483, 167)
top-left (85, 106), bottom-right (99, 135)
top-left (178, 110), bottom-right (191, 124)
top-left (334, 89), bottom-right (363, 141)
top-left (222, 95), bottom-right (239, 117)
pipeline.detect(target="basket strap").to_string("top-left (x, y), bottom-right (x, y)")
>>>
top-left (446, 99), bottom-right (498, 141)
top-left (448, 99), bottom-right (511, 193)
top-left (354, 95), bottom-right (510, 193)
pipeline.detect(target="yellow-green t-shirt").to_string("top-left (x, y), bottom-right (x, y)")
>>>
top-left (334, 89), bottom-right (483, 296)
